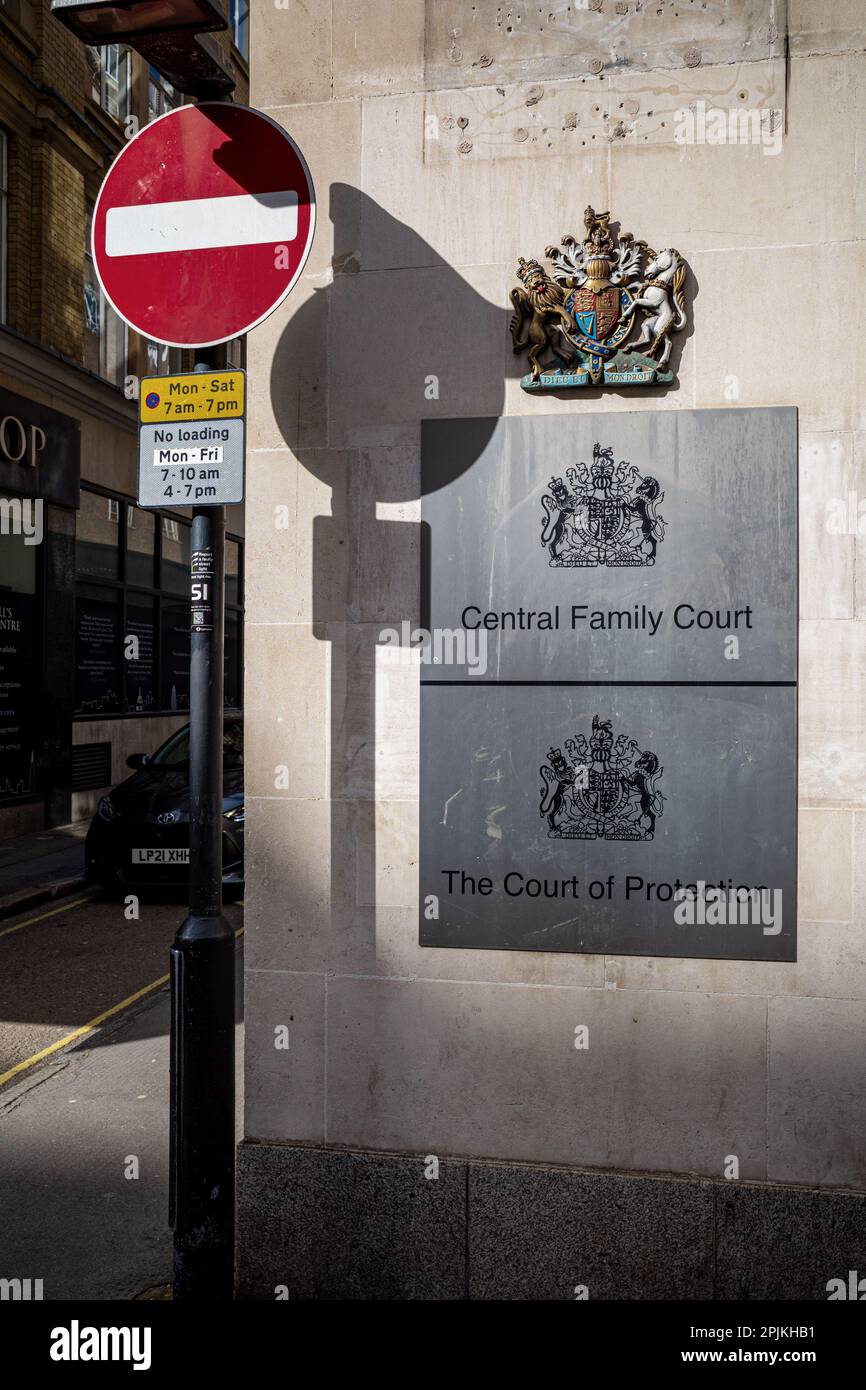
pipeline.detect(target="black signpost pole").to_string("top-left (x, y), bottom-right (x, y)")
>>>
top-left (169, 355), bottom-right (234, 1301)
top-left (47, 2), bottom-right (240, 1299)
top-left (49, 6), bottom-right (311, 1308)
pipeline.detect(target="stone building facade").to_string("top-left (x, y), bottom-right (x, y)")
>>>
top-left (238, 1), bottom-right (866, 1298)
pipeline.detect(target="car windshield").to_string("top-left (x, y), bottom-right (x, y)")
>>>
top-left (151, 720), bottom-right (244, 769)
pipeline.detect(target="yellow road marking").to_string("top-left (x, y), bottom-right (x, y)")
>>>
top-left (0, 974), bottom-right (169, 1089)
top-left (0, 894), bottom-right (96, 940)
top-left (0, 923), bottom-right (244, 1089)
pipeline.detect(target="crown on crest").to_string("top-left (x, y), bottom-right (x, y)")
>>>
top-left (591, 442), bottom-right (615, 482)
top-left (516, 257), bottom-right (546, 286)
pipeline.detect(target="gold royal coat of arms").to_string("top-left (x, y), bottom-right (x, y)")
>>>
top-left (510, 207), bottom-right (689, 390)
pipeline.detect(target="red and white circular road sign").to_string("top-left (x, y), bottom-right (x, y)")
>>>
top-left (92, 103), bottom-right (315, 348)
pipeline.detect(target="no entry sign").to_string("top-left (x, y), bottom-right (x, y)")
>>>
top-left (92, 103), bottom-right (315, 347)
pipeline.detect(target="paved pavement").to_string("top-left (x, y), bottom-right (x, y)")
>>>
top-left (0, 821), bottom-right (89, 918)
top-left (0, 891), bottom-right (243, 1300)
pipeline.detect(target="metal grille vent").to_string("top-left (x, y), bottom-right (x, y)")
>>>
top-left (71, 742), bottom-right (112, 791)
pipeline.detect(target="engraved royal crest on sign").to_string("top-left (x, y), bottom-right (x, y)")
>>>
top-left (510, 206), bottom-right (689, 391)
top-left (539, 717), bottom-right (665, 842)
top-left (540, 442), bottom-right (666, 568)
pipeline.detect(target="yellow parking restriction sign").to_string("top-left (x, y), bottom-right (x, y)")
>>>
top-left (139, 370), bottom-right (245, 424)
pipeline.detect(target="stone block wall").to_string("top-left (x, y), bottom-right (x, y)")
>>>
top-left (239, 0), bottom-right (866, 1296)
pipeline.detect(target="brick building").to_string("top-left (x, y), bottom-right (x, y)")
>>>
top-left (0, 1), bottom-right (249, 839)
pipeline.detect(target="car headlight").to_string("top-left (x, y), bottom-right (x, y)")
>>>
top-left (224, 804), bottom-right (245, 826)
top-left (97, 795), bottom-right (118, 822)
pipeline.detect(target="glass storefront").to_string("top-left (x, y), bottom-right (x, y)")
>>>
top-left (74, 487), bottom-right (243, 719)
top-left (0, 507), bottom-right (40, 804)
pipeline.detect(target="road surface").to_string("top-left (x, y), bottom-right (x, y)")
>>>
top-left (0, 892), bottom-right (243, 1300)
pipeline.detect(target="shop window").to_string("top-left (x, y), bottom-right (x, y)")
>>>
top-left (76, 584), bottom-right (122, 716)
top-left (126, 594), bottom-right (156, 712)
top-left (0, 512), bottom-right (39, 803)
top-left (126, 506), bottom-right (155, 588)
top-left (76, 489), bottom-right (120, 581)
top-left (160, 598), bottom-right (190, 711)
top-left (224, 610), bottom-right (240, 709)
top-left (160, 515), bottom-right (191, 594)
top-left (74, 488), bottom-right (243, 717)
top-left (226, 538), bottom-right (240, 607)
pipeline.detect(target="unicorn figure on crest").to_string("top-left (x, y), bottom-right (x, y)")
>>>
top-left (628, 248), bottom-right (687, 368)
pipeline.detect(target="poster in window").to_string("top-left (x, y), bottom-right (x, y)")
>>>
top-left (76, 591), bottom-right (121, 714)
top-left (160, 601), bottom-right (190, 711)
top-left (0, 592), bottom-right (38, 801)
top-left (224, 611), bottom-right (240, 708)
top-left (125, 598), bottom-right (156, 712)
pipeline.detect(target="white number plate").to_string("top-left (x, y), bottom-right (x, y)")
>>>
top-left (131, 847), bottom-right (190, 864)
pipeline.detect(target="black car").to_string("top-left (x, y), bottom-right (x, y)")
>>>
top-left (85, 717), bottom-right (244, 893)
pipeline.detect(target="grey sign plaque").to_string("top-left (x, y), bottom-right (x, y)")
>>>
top-left (420, 683), bottom-right (796, 961)
top-left (137, 418), bottom-right (245, 508)
top-left (421, 407), bottom-right (797, 682)
top-left (419, 408), bottom-right (798, 960)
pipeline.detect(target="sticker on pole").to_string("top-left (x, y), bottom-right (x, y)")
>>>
top-left (137, 370), bottom-right (245, 508)
top-left (93, 103), bottom-right (315, 348)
